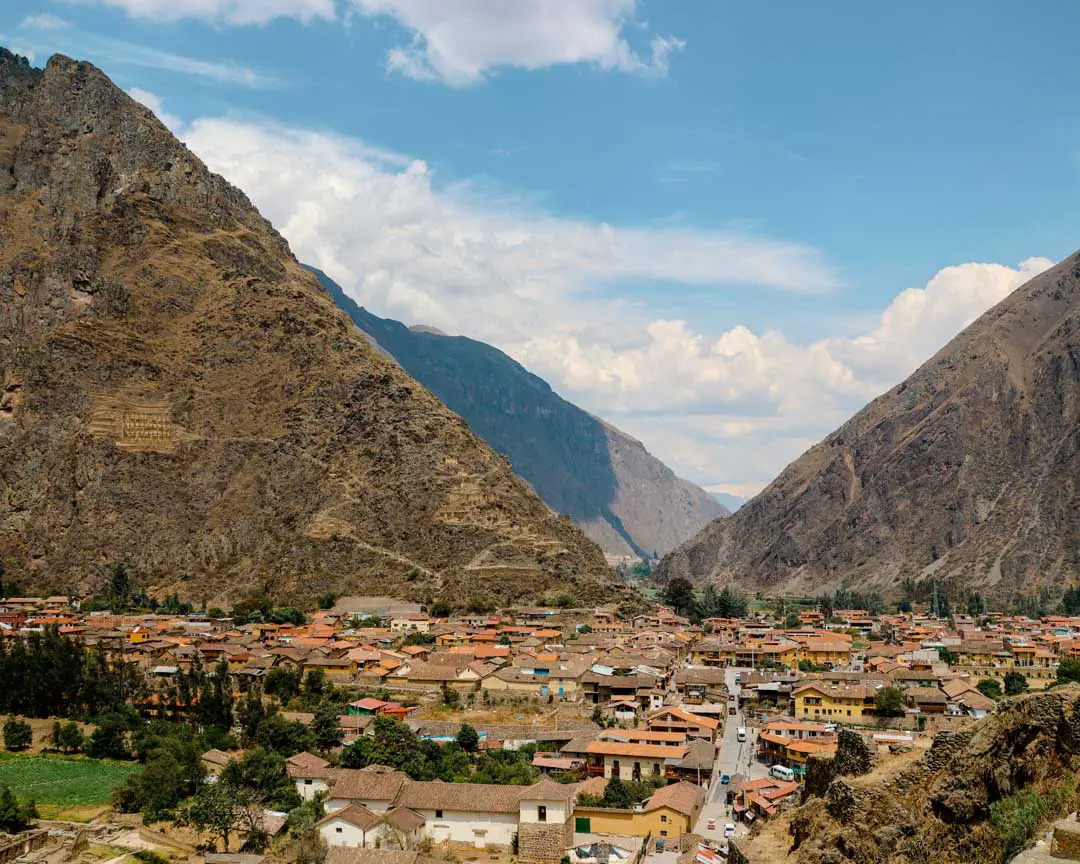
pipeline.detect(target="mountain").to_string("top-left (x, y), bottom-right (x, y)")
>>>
top-left (309, 268), bottom-right (726, 558)
top-left (659, 250), bottom-right (1080, 602)
top-left (0, 49), bottom-right (619, 607)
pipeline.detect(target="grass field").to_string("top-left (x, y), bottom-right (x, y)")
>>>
top-left (0, 752), bottom-right (138, 811)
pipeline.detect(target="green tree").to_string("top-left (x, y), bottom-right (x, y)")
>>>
top-left (428, 601), bottom-right (452, 619)
top-left (51, 721), bottom-right (83, 753)
top-left (87, 713), bottom-right (130, 759)
top-left (873, 686), bottom-right (906, 718)
top-left (317, 592), bottom-right (337, 610)
top-left (977, 678), bottom-right (1003, 701)
top-left (114, 751), bottom-right (186, 821)
top-left (699, 584), bottom-right (719, 619)
top-left (662, 578), bottom-right (697, 617)
top-left (785, 611), bottom-right (801, 629)
top-left (455, 723), bottom-right (480, 753)
top-left (313, 702), bottom-right (343, 751)
top-left (1058, 658), bottom-right (1080, 685)
top-left (180, 781), bottom-right (255, 852)
top-left (254, 714), bottom-right (316, 758)
top-left (716, 585), bottom-right (748, 619)
top-left (222, 746), bottom-right (301, 810)
top-left (601, 777), bottom-right (632, 808)
top-left (1003, 671), bottom-right (1029, 697)
top-left (2, 718), bottom-right (32, 752)
top-left (263, 667), bottom-right (302, 702)
top-left (0, 785), bottom-right (36, 833)
top-left (1061, 586), bottom-right (1080, 616)
top-left (238, 692), bottom-right (267, 741)
top-left (107, 562), bottom-right (136, 611)
top-left (303, 669), bottom-right (326, 701)
top-left (290, 821), bottom-right (328, 864)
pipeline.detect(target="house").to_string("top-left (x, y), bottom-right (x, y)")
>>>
top-left (532, 752), bottom-right (585, 777)
top-left (287, 751), bottom-right (334, 801)
top-left (391, 616), bottom-right (432, 634)
top-left (731, 777), bottom-right (800, 822)
top-left (584, 740), bottom-right (687, 781)
top-left (905, 687), bottom-right (947, 715)
top-left (647, 707), bottom-right (720, 744)
top-left (792, 681), bottom-right (877, 720)
top-left (327, 768), bottom-right (410, 813)
top-left (572, 781), bottom-right (703, 841)
top-left (201, 748), bottom-right (233, 777)
top-left (756, 732), bottom-right (837, 772)
top-left (674, 667), bottom-right (727, 704)
top-left (318, 805), bottom-right (426, 850)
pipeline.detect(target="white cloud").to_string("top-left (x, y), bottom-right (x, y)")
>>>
top-left (126, 87), bottom-right (183, 133)
top-left (182, 116), bottom-right (1053, 497)
top-left (16, 17), bottom-right (274, 87)
top-left (64, 0), bottom-right (335, 25)
top-left (353, 0), bottom-right (684, 85)
top-left (20, 14), bottom-right (70, 30)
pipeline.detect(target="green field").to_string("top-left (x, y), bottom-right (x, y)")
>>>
top-left (0, 753), bottom-right (139, 807)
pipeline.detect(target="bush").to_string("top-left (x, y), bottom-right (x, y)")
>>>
top-left (2, 718), bottom-right (32, 752)
top-left (990, 779), bottom-right (1074, 862)
top-left (977, 679), bottom-right (1003, 701)
top-left (1004, 671), bottom-right (1029, 697)
top-left (52, 721), bottom-right (84, 753)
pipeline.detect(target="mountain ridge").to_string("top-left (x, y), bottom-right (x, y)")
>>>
top-left (308, 267), bottom-right (726, 558)
top-left (0, 49), bottom-right (619, 606)
top-left (658, 249), bottom-right (1080, 602)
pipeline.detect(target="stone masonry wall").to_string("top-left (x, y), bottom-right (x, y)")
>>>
top-left (519, 819), bottom-right (573, 864)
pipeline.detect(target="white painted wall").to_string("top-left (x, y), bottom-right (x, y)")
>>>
top-left (414, 809), bottom-right (519, 848)
top-left (296, 778), bottom-right (331, 801)
top-left (320, 817), bottom-right (369, 848)
top-left (520, 799), bottom-right (569, 824)
top-left (326, 798), bottom-right (394, 813)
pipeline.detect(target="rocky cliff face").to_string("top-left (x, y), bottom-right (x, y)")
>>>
top-left (658, 250), bottom-right (1080, 601)
top-left (0, 50), bottom-right (619, 606)
top-left (755, 688), bottom-right (1080, 864)
top-left (311, 268), bottom-right (726, 559)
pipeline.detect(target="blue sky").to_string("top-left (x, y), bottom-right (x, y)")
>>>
top-left (4, 1), bottom-right (1079, 497)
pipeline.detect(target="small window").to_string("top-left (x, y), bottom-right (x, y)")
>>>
top-left (435, 810), bottom-right (443, 818)
top-left (660, 831), bottom-right (668, 838)
top-left (660, 815), bottom-right (667, 823)
top-left (335, 827), bottom-right (342, 834)
top-left (305, 779), bottom-right (313, 785)
top-left (538, 806), bottom-right (547, 823)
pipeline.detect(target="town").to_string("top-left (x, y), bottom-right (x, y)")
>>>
top-left (3, 583), bottom-right (1080, 864)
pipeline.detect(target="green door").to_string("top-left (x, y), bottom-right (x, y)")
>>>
top-left (575, 817), bottom-right (591, 833)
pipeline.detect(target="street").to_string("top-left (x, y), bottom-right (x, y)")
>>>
top-left (692, 667), bottom-right (767, 843)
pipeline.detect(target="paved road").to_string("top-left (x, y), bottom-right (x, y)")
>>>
top-left (692, 667), bottom-right (766, 843)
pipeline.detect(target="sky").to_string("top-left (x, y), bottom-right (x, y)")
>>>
top-left (4, 1), bottom-right (1080, 500)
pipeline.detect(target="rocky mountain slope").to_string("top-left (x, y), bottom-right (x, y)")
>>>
top-left (658, 250), bottom-right (1080, 601)
top-left (312, 268), bottom-right (726, 559)
top-left (739, 687), bottom-right (1080, 864)
top-left (0, 49), bottom-right (619, 606)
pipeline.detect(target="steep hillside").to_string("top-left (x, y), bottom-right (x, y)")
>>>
top-left (658, 251), bottom-right (1080, 601)
top-left (312, 268), bottom-right (726, 558)
top-left (739, 688), bottom-right (1080, 864)
top-left (0, 49), bottom-right (619, 606)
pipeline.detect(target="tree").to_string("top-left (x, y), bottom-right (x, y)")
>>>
top-left (716, 586), bottom-right (748, 619)
top-left (51, 721), bottom-right (83, 754)
top-left (313, 701), bottom-right (343, 751)
top-left (263, 666), bottom-right (302, 702)
top-left (222, 747), bottom-right (301, 810)
top-left (1058, 659), bottom-right (1080, 686)
top-left (114, 751), bottom-right (186, 821)
top-left (662, 578), bottom-right (697, 617)
top-left (601, 777), bottom-right (632, 809)
top-left (2, 718), bottom-right (32, 752)
top-left (455, 723), bottom-right (479, 753)
top-left (699, 584), bottom-right (719, 619)
top-left (87, 713), bottom-right (130, 759)
top-left (785, 611), bottom-right (801, 629)
top-left (897, 599), bottom-right (913, 614)
top-left (238, 692), bottom-right (267, 741)
top-left (1062, 586), bottom-right (1080, 616)
top-left (181, 781), bottom-right (254, 852)
top-left (291, 821), bottom-right (328, 864)
top-left (441, 682), bottom-right (460, 708)
top-left (428, 601), bottom-right (452, 619)
top-left (107, 562), bottom-right (136, 611)
top-left (0, 785), bottom-right (36, 833)
top-left (977, 678), bottom-right (1003, 701)
top-left (254, 714), bottom-right (316, 758)
top-left (317, 592), bottom-right (337, 610)
top-left (873, 686), bottom-right (906, 718)
top-left (1004, 671), bottom-right (1029, 697)
top-left (303, 669), bottom-right (326, 701)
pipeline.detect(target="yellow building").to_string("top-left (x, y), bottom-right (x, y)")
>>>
top-left (584, 741), bottom-right (687, 781)
top-left (794, 638), bottom-right (852, 668)
top-left (573, 782), bottom-right (703, 841)
top-left (792, 681), bottom-right (877, 720)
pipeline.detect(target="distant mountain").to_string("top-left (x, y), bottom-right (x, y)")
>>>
top-left (0, 50), bottom-right (619, 607)
top-left (710, 492), bottom-right (746, 513)
top-left (310, 268), bottom-right (727, 558)
top-left (659, 250), bottom-right (1080, 603)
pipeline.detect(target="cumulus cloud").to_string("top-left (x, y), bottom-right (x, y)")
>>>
top-left (181, 116), bottom-right (1052, 496)
top-left (65, 0), bottom-right (335, 25)
top-left (353, 0), bottom-right (684, 85)
top-left (126, 87), bottom-right (183, 133)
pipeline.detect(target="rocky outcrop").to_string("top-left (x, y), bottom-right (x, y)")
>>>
top-left (0, 50), bottom-right (620, 606)
top-left (770, 687), bottom-right (1080, 864)
top-left (657, 250), bottom-right (1080, 602)
top-left (311, 268), bottom-right (726, 558)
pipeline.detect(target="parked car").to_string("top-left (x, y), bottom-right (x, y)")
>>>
top-left (720, 773), bottom-right (730, 784)
top-left (707, 817), bottom-right (716, 831)
top-left (724, 823), bottom-right (736, 839)
top-left (728, 706), bottom-right (736, 715)
top-left (655, 839), bottom-right (665, 853)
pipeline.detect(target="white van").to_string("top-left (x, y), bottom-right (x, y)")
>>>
top-left (736, 727), bottom-right (747, 742)
top-left (770, 765), bottom-right (795, 782)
